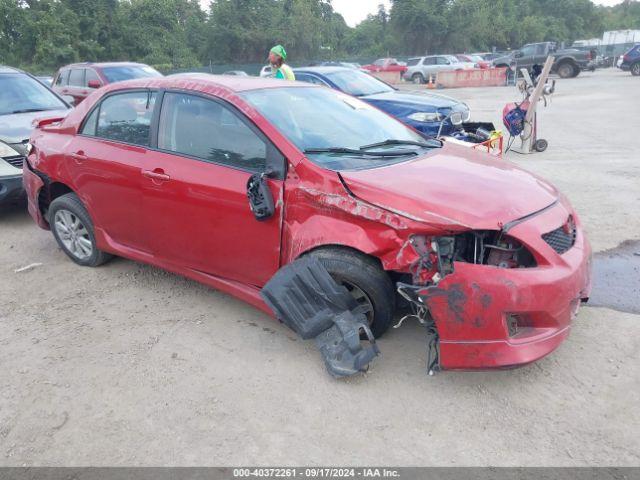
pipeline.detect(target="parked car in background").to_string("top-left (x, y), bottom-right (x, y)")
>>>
top-left (259, 66), bottom-right (273, 77)
top-left (403, 55), bottom-right (475, 84)
top-left (36, 76), bottom-right (54, 87)
top-left (619, 44), bottom-right (640, 75)
top-left (492, 42), bottom-right (594, 78)
top-left (223, 70), bottom-right (249, 76)
top-left (293, 66), bottom-right (470, 137)
top-left (24, 74), bottom-right (592, 370)
top-left (310, 61), bottom-right (361, 69)
top-left (361, 58), bottom-right (407, 74)
top-left (455, 54), bottom-right (490, 68)
top-left (0, 66), bottom-right (70, 204)
top-left (52, 62), bottom-right (162, 105)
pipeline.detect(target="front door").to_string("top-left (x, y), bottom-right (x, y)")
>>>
top-left (141, 91), bottom-right (284, 287)
top-left (66, 89), bottom-right (158, 251)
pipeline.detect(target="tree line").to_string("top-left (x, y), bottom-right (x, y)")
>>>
top-left (1, 0), bottom-right (639, 73)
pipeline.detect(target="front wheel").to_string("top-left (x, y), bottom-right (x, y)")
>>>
top-left (307, 248), bottom-right (395, 338)
top-left (412, 73), bottom-right (425, 84)
top-left (557, 62), bottom-right (576, 79)
top-left (631, 63), bottom-right (640, 76)
top-left (49, 193), bottom-right (112, 267)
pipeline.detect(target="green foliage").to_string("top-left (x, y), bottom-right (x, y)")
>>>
top-left (1, 0), bottom-right (639, 73)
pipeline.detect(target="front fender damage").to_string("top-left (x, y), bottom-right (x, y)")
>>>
top-left (261, 256), bottom-right (380, 378)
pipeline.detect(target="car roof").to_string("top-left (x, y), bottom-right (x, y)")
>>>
top-left (0, 65), bottom-right (23, 74)
top-left (59, 62), bottom-right (152, 69)
top-left (100, 73), bottom-right (316, 94)
top-left (293, 66), bottom-right (353, 74)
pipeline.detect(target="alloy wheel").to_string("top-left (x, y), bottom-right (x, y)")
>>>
top-left (54, 209), bottom-right (93, 260)
top-left (341, 280), bottom-right (375, 325)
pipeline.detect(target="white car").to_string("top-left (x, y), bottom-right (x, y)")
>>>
top-left (403, 55), bottom-right (476, 84)
top-left (259, 65), bottom-right (273, 77)
top-left (0, 66), bottom-right (70, 204)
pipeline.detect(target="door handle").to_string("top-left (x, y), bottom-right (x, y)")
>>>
top-left (142, 169), bottom-right (171, 182)
top-left (70, 151), bottom-right (87, 163)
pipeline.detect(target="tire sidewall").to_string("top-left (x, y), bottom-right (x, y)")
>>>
top-left (309, 250), bottom-right (395, 338)
top-left (632, 63), bottom-right (640, 76)
top-left (49, 194), bottom-right (102, 267)
top-left (412, 73), bottom-right (424, 84)
top-left (558, 63), bottom-right (574, 78)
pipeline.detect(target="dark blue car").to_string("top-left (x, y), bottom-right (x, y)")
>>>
top-left (293, 66), bottom-right (470, 137)
top-left (620, 44), bottom-right (640, 76)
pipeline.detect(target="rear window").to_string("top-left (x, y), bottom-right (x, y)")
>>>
top-left (407, 58), bottom-right (421, 66)
top-left (100, 65), bottom-right (162, 83)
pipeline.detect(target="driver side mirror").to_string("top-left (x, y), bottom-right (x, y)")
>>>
top-left (247, 172), bottom-right (275, 221)
top-left (514, 51), bottom-right (524, 58)
top-left (87, 79), bottom-right (102, 89)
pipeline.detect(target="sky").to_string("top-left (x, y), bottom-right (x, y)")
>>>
top-left (330, 0), bottom-right (626, 27)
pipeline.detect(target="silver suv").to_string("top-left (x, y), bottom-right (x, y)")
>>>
top-left (0, 66), bottom-right (70, 205)
top-left (404, 55), bottom-right (475, 84)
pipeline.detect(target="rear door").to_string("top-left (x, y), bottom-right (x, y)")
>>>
top-left (140, 91), bottom-right (285, 287)
top-left (65, 90), bottom-right (158, 252)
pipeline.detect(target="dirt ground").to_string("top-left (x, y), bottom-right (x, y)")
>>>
top-left (1, 68), bottom-right (639, 467)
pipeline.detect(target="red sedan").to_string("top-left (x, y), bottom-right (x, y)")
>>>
top-left (23, 74), bottom-right (591, 371)
top-left (361, 58), bottom-right (408, 74)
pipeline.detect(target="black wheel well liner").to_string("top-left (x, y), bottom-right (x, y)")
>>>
top-left (38, 180), bottom-right (75, 223)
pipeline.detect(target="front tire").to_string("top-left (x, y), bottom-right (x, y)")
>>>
top-left (307, 248), bottom-right (395, 338)
top-left (412, 73), bottom-right (425, 84)
top-left (49, 193), bottom-right (112, 267)
top-left (557, 62), bottom-right (577, 79)
top-left (631, 62), bottom-right (640, 76)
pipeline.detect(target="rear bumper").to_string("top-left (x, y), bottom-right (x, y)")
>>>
top-left (0, 174), bottom-right (24, 204)
top-left (419, 202), bottom-right (592, 370)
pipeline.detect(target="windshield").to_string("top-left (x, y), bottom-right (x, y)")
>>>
top-left (324, 69), bottom-right (394, 97)
top-left (101, 65), bottom-right (162, 83)
top-left (0, 74), bottom-right (67, 116)
top-left (242, 87), bottom-right (436, 170)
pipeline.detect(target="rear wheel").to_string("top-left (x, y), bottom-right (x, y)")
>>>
top-left (631, 62), bottom-right (640, 76)
top-left (557, 62), bottom-right (577, 79)
top-left (412, 73), bottom-right (425, 84)
top-left (49, 193), bottom-right (112, 267)
top-left (534, 139), bottom-right (548, 152)
top-left (307, 248), bottom-right (395, 338)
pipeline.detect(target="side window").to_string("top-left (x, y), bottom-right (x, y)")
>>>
top-left (81, 108), bottom-right (100, 136)
top-left (158, 92), bottom-right (267, 172)
top-left (68, 69), bottom-right (85, 87)
top-left (55, 70), bottom-right (69, 86)
top-left (423, 57), bottom-right (436, 65)
top-left (520, 45), bottom-right (536, 56)
top-left (436, 57), bottom-right (450, 65)
top-left (373, 59), bottom-right (384, 66)
top-left (85, 69), bottom-right (101, 87)
top-left (94, 91), bottom-right (157, 145)
top-left (536, 44), bottom-right (547, 55)
top-left (298, 74), bottom-right (327, 86)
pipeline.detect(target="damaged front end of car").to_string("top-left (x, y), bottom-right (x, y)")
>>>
top-left (391, 204), bottom-right (591, 372)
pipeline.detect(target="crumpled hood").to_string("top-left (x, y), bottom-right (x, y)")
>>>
top-left (0, 109), bottom-right (69, 145)
top-left (363, 90), bottom-right (464, 110)
top-left (339, 143), bottom-right (559, 230)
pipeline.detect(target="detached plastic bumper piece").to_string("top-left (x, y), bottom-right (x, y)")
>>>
top-left (261, 256), bottom-right (380, 377)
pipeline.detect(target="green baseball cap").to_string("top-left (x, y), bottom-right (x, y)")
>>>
top-left (270, 44), bottom-right (287, 61)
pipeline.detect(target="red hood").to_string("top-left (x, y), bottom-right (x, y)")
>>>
top-left (339, 143), bottom-right (559, 230)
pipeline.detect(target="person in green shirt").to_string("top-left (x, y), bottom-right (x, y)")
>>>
top-left (269, 45), bottom-right (295, 81)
